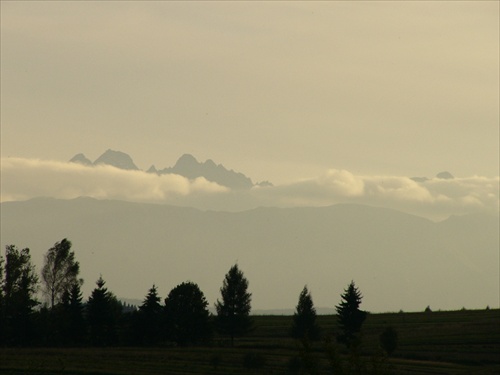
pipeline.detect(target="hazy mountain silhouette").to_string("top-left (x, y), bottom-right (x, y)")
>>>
top-left (70, 151), bottom-right (258, 189)
top-left (70, 150), bottom-right (139, 170)
top-left (410, 176), bottom-right (429, 183)
top-left (146, 165), bottom-right (158, 174)
top-left (1, 198), bottom-right (497, 312)
top-left (436, 171), bottom-right (454, 179)
top-left (69, 153), bottom-right (93, 166)
top-left (93, 149), bottom-right (139, 170)
top-left (410, 172), bottom-right (454, 183)
top-left (156, 154), bottom-right (254, 189)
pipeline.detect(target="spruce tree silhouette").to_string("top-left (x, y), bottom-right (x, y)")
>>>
top-left (61, 282), bottom-right (86, 345)
top-left (87, 276), bottom-right (120, 346)
top-left (138, 284), bottom-right (163, 345)
top-left (335, 281), bottom-right (367, 348)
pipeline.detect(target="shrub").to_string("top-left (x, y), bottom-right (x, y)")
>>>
top-left (242, 352), bottom-right (266, 369)
top-left (379, 326), bottom-right (398, 356)
top-left (209, 352), bottom-right (222, 370)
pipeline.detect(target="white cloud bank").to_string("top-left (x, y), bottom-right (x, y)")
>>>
top-left (1, 157), bottom-right (498, 220)
top-left (258, 170), bottom-right (499, 220)
top-left (1, 158), bottom-right (228, 203)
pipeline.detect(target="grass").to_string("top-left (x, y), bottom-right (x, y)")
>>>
top-left (0, 309), bottom-right (499, 375)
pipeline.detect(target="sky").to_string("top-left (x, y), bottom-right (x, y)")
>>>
top-left (1, 1), bottom-right (498, 187)
top-left (1, 2), bottom-right (499, 312)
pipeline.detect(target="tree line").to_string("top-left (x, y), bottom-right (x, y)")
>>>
top-left (0, 238), bottom-right (383, 356)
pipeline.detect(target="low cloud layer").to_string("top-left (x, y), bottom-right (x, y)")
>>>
top-left (2, 157), bottom-right (498, 220)
top-left (258, 170), bottom-right (499, 220)
top-left (1, 158), bottom-right (228, 203)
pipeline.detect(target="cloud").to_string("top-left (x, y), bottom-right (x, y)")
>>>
top-left (0, 158), bottom-right (228, 203)
top-left (251, 170), bottom-right (499, 220)
top-left (1, 158), bottom-right (498, 220)
top-left (319, 169), bottom-right (365, 197)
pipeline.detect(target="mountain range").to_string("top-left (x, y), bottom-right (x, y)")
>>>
top-left (70, 149), bottom-right (270, 189)
top-left (70, 149), bottom-right (453, 191)
top-left (1, 197), bottom-right (497, 313)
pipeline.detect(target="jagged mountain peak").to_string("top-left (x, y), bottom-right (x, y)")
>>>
top-left (146, 165), bottom-right (158, 174)
top-left (69, 151), bottom-right (258, 189)
top-left (69, 153), bottom-right (92, 166)
top-left (70, 150), bottom-right (139, 170)
top-left (93, 149), bottom-right (139, 171)
top-left (174, 153), bottom-right (199, 169)
top-left (160, 154), bottom-right (254, 189)
top-left (205, 159), bottom-right (217, 168)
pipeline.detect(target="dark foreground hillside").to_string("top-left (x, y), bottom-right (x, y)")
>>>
top-left (1, 309), bottom-right (498, 375)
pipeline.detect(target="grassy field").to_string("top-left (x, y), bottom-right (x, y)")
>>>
top-left (1, 309), bottom-right (499, 375)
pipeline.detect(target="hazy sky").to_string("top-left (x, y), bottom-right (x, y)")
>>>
top-left (1, 1), bottom-right (499, 185)
top-left (1, 2), bottom-right (499, 312)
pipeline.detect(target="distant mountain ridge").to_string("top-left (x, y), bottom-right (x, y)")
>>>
top-left (154, 153), bottom-right (253, 189)
top-left (70, 149), bottom-right (138, 171)
top-left (69, 153), bottom-right (93, 166)
top-left (93, 150), bottom-right (139, 171)
top-left (70, 150), bottom-right (262, 189)
top-left (1, 197), bottom-right (498, 312)
top-left (410, 171), bottom-right (455, 183)
top-left (69, 150), bottom-right (456, 190)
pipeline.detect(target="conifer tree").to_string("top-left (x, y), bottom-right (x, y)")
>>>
top-left (140, 284), bottom-right (162, 315)
top-left (291, 285), bottom-right (320, 340)
top-left (61, 282), bottom-right (86, 345)
top-left (87, 276), bottom-right (120, 346)
top-left (138, 284), bottom-right (162, 345)
top-left (214, 264), bottom-right (252, 346)
top-left (335, 281), bottom-right (366, 348)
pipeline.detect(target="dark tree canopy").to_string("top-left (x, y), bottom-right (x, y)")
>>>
top-left (335, 281), bottom-right (367, 347)
top-left (0, 255), bottom-right (4, 340)
top-left (2, 245), bottom-right (39, 345)
top-left (164, 281), bottom-right (212, 345)
top-left (291, 285), bottom-right (320, 340)
top-left (41, 238), bottom-right (81, 308)
top-left (214, 264), bottom-right (252, 346)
